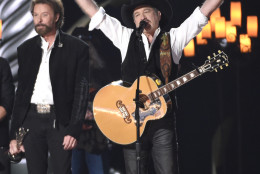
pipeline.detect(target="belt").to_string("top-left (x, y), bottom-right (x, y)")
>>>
top-left (30, 103), bottom-right (55, 114)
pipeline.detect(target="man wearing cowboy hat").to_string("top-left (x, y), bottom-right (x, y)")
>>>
top-left (75, 0), bottom-right (224, 173)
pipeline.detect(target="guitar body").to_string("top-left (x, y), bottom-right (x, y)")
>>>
top-left (93, 76), bottom-right (167, 145)
top-left (93, 50), bottom-right (229, 145)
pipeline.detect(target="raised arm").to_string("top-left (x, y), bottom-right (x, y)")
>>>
top-left (200, 0), bottom-right (224, 18)
top-left (75, 0), bottom-right (99, 18)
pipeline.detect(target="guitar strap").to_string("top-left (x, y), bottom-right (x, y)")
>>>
top-left (159, 32), bottom-right (174, 109)
top-left (160, 33), bottom-right (172, 84)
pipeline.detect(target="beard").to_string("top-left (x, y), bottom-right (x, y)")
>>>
top-left (35, 24), bottom-right (53, 36)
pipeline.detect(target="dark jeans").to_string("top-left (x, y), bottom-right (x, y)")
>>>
top-left (0, 148), bottom-right (10, 174)
top-left (22, 106), bottom-right (72, 174)
top-left (123, 113), bottom-right (177, 174)
top-left (71, 148), bottom-right (104, 174)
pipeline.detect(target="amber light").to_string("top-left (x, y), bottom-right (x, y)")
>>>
top-left (210, 8), bottom-right (221, 32)
top-left (215, 17), bottom-right (226, 38)
top-left (196, 32), bottom-right (208, 45)
top-left (230, 2), bottom-right (242, 27)
top-left (184, 39), bottom-right (195, 57)
top-left (240, 34), bottom-right (251, 53)
top-left (226, 21), bottom-right (237, 42)
top-left (202, 22), bottom-right (212, 39)
top-left (247, 16), bottom-right (258, 37)
top-left (182, 2), bottom-right (258, 56)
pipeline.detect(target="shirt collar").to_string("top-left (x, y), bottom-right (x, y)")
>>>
top-left (142, 27), bottom-right (161, 37)
top-left (40, 30), bottom-right (59, 50)
top-left (154, 27), bottom-right (161, 38)
top-left (142, 27), bottom-right (161, 39)
top-left (141, 27), bottom-right (161, 48)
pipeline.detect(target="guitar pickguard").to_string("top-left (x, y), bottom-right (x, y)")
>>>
top-left (131, 98), bottom-right (162, 122)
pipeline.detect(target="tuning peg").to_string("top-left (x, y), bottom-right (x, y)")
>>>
top-left (213, 53), bottom-right (216, 57)
top-left (207, 56), bottom-right (211, 60)
top-left (225, 63), bottom-right (229, 67)
top-left (155, 79), bottom-right (162, 85)
top-left (218, 50), bottom-right (222, 53)
top-left (220, 66), bottom-right (223, 69)
top-left (214, 69), bottom-right (218, 72)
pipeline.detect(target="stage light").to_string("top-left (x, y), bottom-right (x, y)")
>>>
top-left (184, 39), bottom-right (195, 57)
top-left (240, 34), bottom-right (251, 53)
top-left (226, 21), bottom-right (237, 43)
top-left (215, 17), bottom-right (226, 38)
top-left (197, 32), bottom-right (208, 45)
top-left (230, 2), bottom-right (242, 27)
top-left (210, 8), bottom-right (221, 32)
top-left (247, 16), bottom-right (258, 37)
top-left (183, 1), bottom-right (258, 56)
top-left (202, 22), bottom-right (212, 39)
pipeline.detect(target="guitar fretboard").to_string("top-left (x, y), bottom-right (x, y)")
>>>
top-left (148, 67), bottom-right (203, 100)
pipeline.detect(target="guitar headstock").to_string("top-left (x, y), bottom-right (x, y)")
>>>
top-left (202, 50), bottom-right (229, 72)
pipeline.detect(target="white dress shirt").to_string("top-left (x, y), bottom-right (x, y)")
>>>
top-left (30, 33), bottom-right (58, 105)
top-left (89, 7), bottom-right (208, 64)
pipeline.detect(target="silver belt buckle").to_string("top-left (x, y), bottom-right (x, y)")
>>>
top-left (36, 104), bottom-right (51, 114)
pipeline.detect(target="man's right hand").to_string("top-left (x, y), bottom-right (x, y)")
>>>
top-left (9, 140), bottom-right (25, 155)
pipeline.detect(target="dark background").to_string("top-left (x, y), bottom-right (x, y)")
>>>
top-left (63, 0), bottom-right (260, 174)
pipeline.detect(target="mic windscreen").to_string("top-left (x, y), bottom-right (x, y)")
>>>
top-left (136, 20), bottom-right (148, 36)
top-left (139, 20), bottom-right (148, 28)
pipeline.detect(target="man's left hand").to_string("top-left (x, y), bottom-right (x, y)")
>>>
top-left (63, 135), bottom-right (77, 150)
top-left (0, 106), bottom-right (7, 122)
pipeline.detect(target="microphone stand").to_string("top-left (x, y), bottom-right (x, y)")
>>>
top-left (134, 28), bottom-right (145, 174)
top-left (134, 73), bottom-right (141, 174)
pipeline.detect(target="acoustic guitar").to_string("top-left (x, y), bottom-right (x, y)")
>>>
top-left (93, 50), bottom-right (228, 145)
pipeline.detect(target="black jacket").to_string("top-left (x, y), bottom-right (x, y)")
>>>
top-left (10, 31), bottom-right (89, 140)
top-left (0, 57), bottom-right (15, 147)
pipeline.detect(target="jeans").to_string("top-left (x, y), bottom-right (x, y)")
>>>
top-left (72, 148), bottom-right (104, 174)
top-left (123, 121), bottom-right (177, 174)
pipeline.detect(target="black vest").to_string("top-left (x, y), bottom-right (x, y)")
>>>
top-left (121, 31), bottom-right (178, 100)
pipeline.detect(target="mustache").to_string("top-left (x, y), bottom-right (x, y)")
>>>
top-left (35, 24), bottom-right (47, 28)
top-left (143, 19), bottom-right (150, 23)
top-left (142, 19), bottom-right (150, 24)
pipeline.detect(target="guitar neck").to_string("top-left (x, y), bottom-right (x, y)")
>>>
top-left (148, 66), bottom-right (205, 100)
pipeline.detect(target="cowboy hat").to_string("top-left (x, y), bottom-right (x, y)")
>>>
top-left (121, 0), bottom-right (173, 29)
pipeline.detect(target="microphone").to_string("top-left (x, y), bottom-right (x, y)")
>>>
top-left (136, 20), bottom-right (148, 37)
top-left (57, 31), bottom-right (63, 47)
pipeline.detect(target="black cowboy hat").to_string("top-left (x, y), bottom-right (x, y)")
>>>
top-left (121, 0), bottom-right (173, 29)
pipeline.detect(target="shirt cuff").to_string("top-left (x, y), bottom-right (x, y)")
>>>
top-left (195, 6), bottom-right (209, 27)
top-left (89, 7), bottom-right (106, 31)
